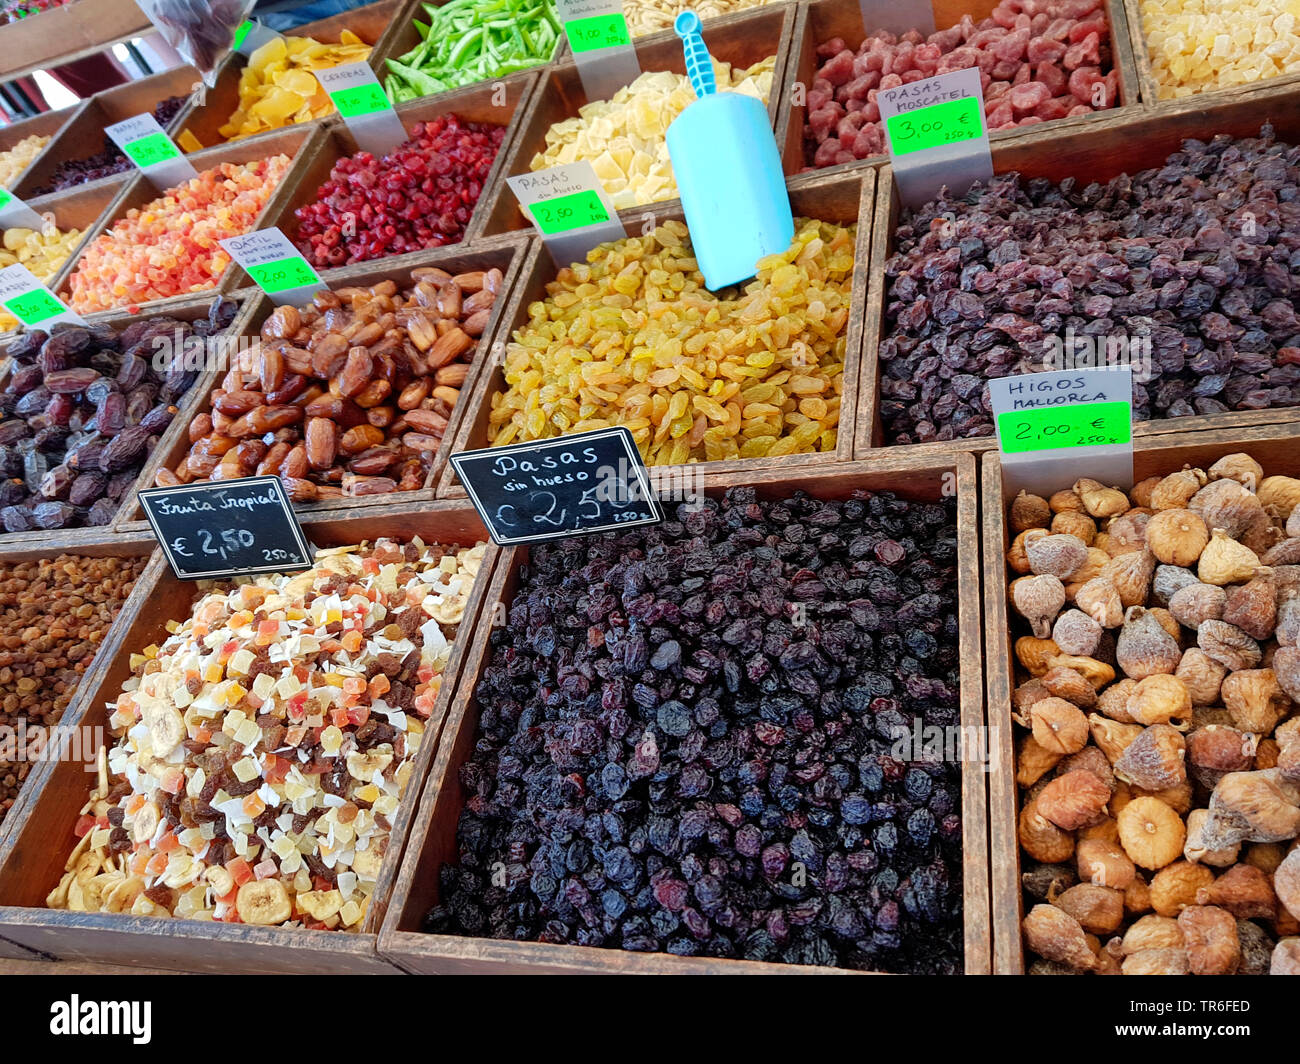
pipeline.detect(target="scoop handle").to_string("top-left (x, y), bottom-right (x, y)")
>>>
top-left (674, 10), bottom-right (715, 98)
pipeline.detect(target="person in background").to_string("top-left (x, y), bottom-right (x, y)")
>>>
top-left (254, 0), bottom-right (374, 31)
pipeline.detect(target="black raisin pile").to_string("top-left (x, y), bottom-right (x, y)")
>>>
top-left (879, 124), bottom-right (1300, 444)
top-left (425, 488), bottom-right (965, 973)
top-left (0, 297), bottom-right (239, 531)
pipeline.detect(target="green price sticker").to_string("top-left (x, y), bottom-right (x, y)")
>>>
top-left (4, 287), bottom-right (66, 326)
top-left (531, 189), bottom-right (610, 235)
top-left (0, 188), bottom-right (13, 210)
top-left (997, 401), bottom-right (1131, 454)
top-left (885, 96), bottom-right (982, 156)
top-left (565, 13), bottom-right (631, 53)
top-left (123, 132), bottom-right (182, 168)
top-left (246, 256), bottom-right (319, 295)
top-left (232, 20), bottom-right (252, 50)
top-left (330, 83), bottom-right (392, 118)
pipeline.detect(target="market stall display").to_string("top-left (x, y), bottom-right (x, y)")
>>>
top-left (0, 0), bottom-right (1298, 980)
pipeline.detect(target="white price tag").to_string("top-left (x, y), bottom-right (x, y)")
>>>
top-left (858, 0), bottom-right (935, 38)
top-left (507, 161), bottom-right (627, 267)
top-left (104, 114), bottom-right (198, 191)
top-left (988, 367), bottom-right (1134, 496)
top-left (556, 0), bottom-right (640, 102)
top-left (315, 61), bottom-right (409, 158)
top-left (878, 68), bottom-right (993, 210)
top-left (0, 264), bottom-right (84, 329)
top-left (220, 228), bottom-right (327, 306)
top-left (0, 186), bottom-right (47, 232)
top-left (233, 19), bottom-right (285, 57)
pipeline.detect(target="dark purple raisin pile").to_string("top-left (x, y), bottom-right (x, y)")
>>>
top-left (425, 488), bottom-right (965, 973)
top-left (0, 297), bottom-right (239, 532)
top-left (32, 95), bottom-right (188, 195)
top-left (879, 124), bottom-right (1300, 444)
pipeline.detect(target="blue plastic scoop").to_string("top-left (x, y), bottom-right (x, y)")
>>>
top-left (665, 10), bottom-right (794, 290)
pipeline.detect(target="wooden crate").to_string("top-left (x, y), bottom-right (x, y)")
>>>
top-left (1120, 0), bottom-right (1300, 106)
top-left (242, 72), bottom-right (539, 289)
top-left (0, 179), bottom-right (137, 344)
top-left (45, 123), bottom-right (325, 322)
top-left (0, 104), bottom-right (81, 194)
top-left (382, 452), bottom-right (991, 974)
top-left (0, 501), bottom-right (500, 973)
top-left (116, 239), bottom-right (529, 532)
top-left (174, 0), bottom-right (402, 154)
top-left (12, 67), bottom-right (201, 205)
top-left (475, 4), bottom-right (799, 239)
top-left (855, 80), bottom-right (1300, 462)
top-left (780, 0), bottom-right (1142, 181)
top-left (0, 0), bottom-right (153, 83)
top-left (0, 534), bottom-right (160, 858)
top-left (983, 422), bottom-right (1300, 974)
top-left (0, 293), bottom-right (258, 553)
top-left (439, 167), bottom-right (874, 499)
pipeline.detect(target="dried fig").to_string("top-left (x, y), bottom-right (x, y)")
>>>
top-left (1026, 534), bottom-right (1089, 581)
top-left (1051, 510), bottom-right (1096, 544)
top-left (1116, 606), bottom-right (1181, 679)
top-left (1121, 914), bottom-right (1183, 954)
top-left (1257, 475), bottom-right (1300, 515)
top-left (1037, 771), bottom-right (1111, 831)
top-left (1040, 666), bottom-right (1097, 709)
top-left (1012, 574), bottom-right (1066, 638)
top-left (1097, 678), bottom-right (1138, 723)
top-left (1074, 478), bottom-right (1128, 519)
top-left (1198, 620), bottom-right (1262, 672)
top-left (1197, 861), bottom-right (1276, 919)
top-left (1167, 582), bottom-right (1226, 629)
top-left (1117, 796), bottom-right (1187, 870)
top-left (1126, 674), bottom-right (1191, 726)
top-left (1017, 733), bottom-right (1064, 787)
top-left (1023, 904), bottom-right (1098, 971)
top-left (1221, 669), bottom-right (1290, 735)
top-left (1178, 905), bottom-right (1240, 975)
top-left (1052, 609), bottom-right (1102, 657)
top-left (1176, 649), bottom-right (1227, 707)
top-left (1208, 454), bottom-right (1263, 489)
top-left (1010, 490), bottom-right (1051, 532)
top-left (1222, 570), bottom-right (1277, 640)
top-left (1152, 563), bottom-right (1201, 605)
top-left (1103, 549), bottom-right (1156, 608)
top-left (1055, 883), bottom-right (1125, 935)
top-left (1198, 529), bottom-right (1261, 586)
top-left (1149, 860), bottom-right (1215, 917)
top-left (1208, 769), bottom-right (1300, 844)
top-left (1077, 837), bottom-right (1136, 890)
top-left (1150, 468), bottom-right (1207, 510)
top-left (1184, 808), bottom-right (1242, 869)
top-left (1122, 947), bottom-right (1189, 974)
top-left (1074, 577), bottom-right (1123, 629)
top-left (1090, 714), bottom-right (1143, 763)
top-left (1114, 724), bottom-right (1187, 790)
top-left (1020, 797), bottom-right (1076, 863)
top-left (1275, 848), bottom-right (1300, 921)
top-left (1190, 479), bottom-right (1263, 539)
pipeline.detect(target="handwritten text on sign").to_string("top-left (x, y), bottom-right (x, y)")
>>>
top-left (104, 113), bottom-right (198, 189)
top-left (0, 263), bottom-right (84, 328)
top-left (450, 427), bottom-right (662, 545)
top-left (877, 67), bottom-right (992, 209)
top-left (507, 160), bottom-right (625, 264)
top-left (139, 476), bottom-right (315, 580)
top-left (220, 228), bottom-right (326, 304)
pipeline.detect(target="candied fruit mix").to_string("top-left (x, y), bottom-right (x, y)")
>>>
top-left (623, 0), bottom-right (776, 36)
top-left (0, 133), bottom-right (50, 189)
top-left (805, 0), bottom-right (1118, 169)
top-left (879, 126), bottom-right (1300, 446)
top-left (533, 58), bottom-right (776, 210)
top-left (0, 300), bottom-right (239, 533)
top-left (212, 32), bottom-right (372, 144)
top-left (0, 221), bottom-right (83, 331)
top-left (1142, 0), bottom-right (1300, 99)
top-left (489, 218), bottom-right (854, 465)
top-left (1006, 458), bottom-right (1300, 976)
top-left (427, 488), bottom-right (965, 973)
top-left (32, 96), bottom-right (187, 196)
top-left (46, 538), bottom-right (486, 927)
top-left (63, 156), bottom-right (292, 314)
top-left (294, 114), bottom-right (506, 268)
top-left (0, 553), bottom-right (147, 827)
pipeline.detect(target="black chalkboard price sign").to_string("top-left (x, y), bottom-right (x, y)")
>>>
top-left (450, 427), bottom-right (663, 546)
top-left (138, 475), bottom-right (315, 580)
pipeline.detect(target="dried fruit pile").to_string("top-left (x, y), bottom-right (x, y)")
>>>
top-left (532, 59), bottom-right (776, 210)
top-left (623, 0), bottom-right (776, 36)
top-left (490, 219), bottom-right (854, 464)
top-left (879, 127), bottom-right (1300, 445)
top-left (214, 32), bottom-right (372, 143)
top-left (161, 269), bottom-right (500, 501)
top-left (1007, 458), bottom-right (1300, 975)
top-left (46, 538), bottom-right (485, 926)
top-left (63, 156), bottom-right (292, 314)
top-left (0, 553), bottom-right (146, 827)
top-left (294, 115), bottom-right (506, 268)
top-left (1141, 0), bottom-right (1300, 99)
top-left (0, 133), bottom-right (50, 189)
top-left (427, 488), bottom-right (965, 973)
top-left (804, 0), bottom-right (1117, 169)
top-left (0, 221), bottom-right (84, 331)
top-left (32, 96), bottom-right (187, 196)
top-left (0, 301), bottom-right (238, 531)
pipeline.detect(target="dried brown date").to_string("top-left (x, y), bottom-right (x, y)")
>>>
top-left (32, 501), bottom-right (76, 528)
top-left (138, 404), bottom-right (177, 434)
top-left (7, 364), bottom-right (44, 395)
top-left (68, 472), bottom-right (108, 507)
top-left (98, 426), bottom-right (151, 472)
top-left (95, 391), bottom-right (127, 435)
top-left (0, 421), bottom-right (31, 445)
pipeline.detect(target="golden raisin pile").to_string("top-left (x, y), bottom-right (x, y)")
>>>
top-left (0, 553), bottom-right (146, 825)
top-left (1006, 456), bottom-right (1300, 976)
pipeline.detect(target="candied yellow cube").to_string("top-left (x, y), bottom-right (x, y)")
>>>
top-left (232, 757), bottom-right (261, 784)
